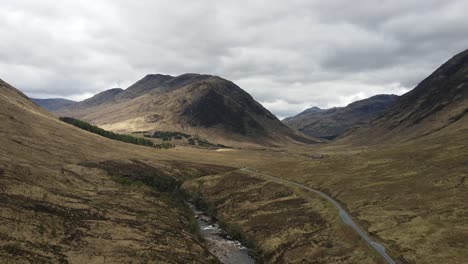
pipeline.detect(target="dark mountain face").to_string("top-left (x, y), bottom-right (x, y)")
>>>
top-left (181, 79), bottom-right (267, 136)
top-left (283, 95), bottom-right (399, 140)
top-left (31, 98), bottom-right (77, 111)
top-left (340, 49), bottom-right (468, 144)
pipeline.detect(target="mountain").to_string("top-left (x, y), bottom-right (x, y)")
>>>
top-left (0, 78), bottom-right (226, 263)
top-left (75, 88), bottom-right (124, 108)
top-left (32, 98), bottom-right (76, 111)
top-left (340, 49), bottom-right (468, 144)
top-left (115, 74), bottom-right (173, 100)
top-left (283, 95), bottom-right (399, 140)
top-left (55, 74), bottom-right (318, 147)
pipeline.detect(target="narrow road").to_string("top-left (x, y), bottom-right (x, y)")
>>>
top-left (240, 168), bottom-right (396, 264)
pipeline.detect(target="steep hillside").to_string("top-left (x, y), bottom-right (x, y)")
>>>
top-left (340, 49), bottom-right (468, 144)
top-left (32, 98), bottom-right (76, 111)
top-left (56, 74), bottom-right (317, 147)
top-left (283, 95), bottom-right (399, 140)
top-left (0, 78), bottom-right (227, 263)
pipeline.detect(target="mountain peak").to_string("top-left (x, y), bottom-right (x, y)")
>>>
top-left (144, 73), bottom-right (173, 79)
top-left (118, 74), bottom-right (174, 100)
top-left (303, 106), bottom-right (322, 114)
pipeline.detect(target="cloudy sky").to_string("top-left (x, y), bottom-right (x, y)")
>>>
top-left (1, 0), bottom-right (467, 118)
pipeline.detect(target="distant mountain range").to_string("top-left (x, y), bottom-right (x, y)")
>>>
top-left (339, 49), bottom-right (468, 144)
top-left (32, 49), bottom-right (468, 147)
top-left (34, 74), bottom-right (317, 147)
top-left (283, 95), bottom-right (399, 140)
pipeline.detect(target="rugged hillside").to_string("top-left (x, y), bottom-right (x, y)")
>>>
top-left (0, 78), bottom-right (227, 263)
top-left (32, 98), bottom-right (77, 111)
top-left (340, 49), bottom-right (468, 144)
top-left (56, 74), bottom-right (317, 147)
top-left (283, 95), bottom-right (399, 140)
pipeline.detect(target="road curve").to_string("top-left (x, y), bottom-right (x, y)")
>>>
top-left (240, 168), bottom-right (396, 264)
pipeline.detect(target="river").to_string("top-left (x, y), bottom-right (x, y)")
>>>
top-left (188, 203), bottom-right (256, 264)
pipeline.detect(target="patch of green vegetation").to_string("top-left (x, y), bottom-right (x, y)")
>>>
top-left (144, 130), bottom-right (230, 148)
top-left (60, 117), bottom-right (173, 149)
top-left (150, 131), bottom-right (191, 141)
top-left (196, 138), bottom-right (213, 147)
top-left (131, 131), bottom-right (149, 134)
top-left (189, 136), bottom-right (230, 148)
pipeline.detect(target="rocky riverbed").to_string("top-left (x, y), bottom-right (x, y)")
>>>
top-left (188, 203), bottom-right (256, 264)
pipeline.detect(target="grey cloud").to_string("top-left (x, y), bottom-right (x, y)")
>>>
top-left (0, 0), bottom-right (467, 118)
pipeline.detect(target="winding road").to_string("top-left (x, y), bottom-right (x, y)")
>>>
top-left (240, 168), bottom-right (396, 264)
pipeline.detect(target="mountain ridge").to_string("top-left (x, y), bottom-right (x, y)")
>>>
top-left (31, 98), bottom-right (77, 112)
top-left (53, 74), bottom-right (318, 147)
top-left (339, 49), bottom-right (468, 144)
top-left (283, 94), bottom-right (400, 140)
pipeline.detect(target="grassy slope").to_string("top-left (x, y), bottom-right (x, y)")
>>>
top-left (0, 80), bottom-right (230, 263)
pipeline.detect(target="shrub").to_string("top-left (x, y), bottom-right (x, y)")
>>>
top-left (152, 131), bottom-right (191, 140)
top-left (188, 138), bottom-right (196, 145)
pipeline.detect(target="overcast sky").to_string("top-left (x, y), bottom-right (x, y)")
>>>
top-left (1, 0), bottom-right (467, 118)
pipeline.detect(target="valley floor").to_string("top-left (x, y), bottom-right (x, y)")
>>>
top-left (169, 131), bottom-right (468, 264)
